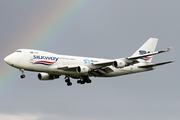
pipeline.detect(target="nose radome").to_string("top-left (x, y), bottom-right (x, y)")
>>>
top-left (4, 54), bottom-right (16, 65)
top-left (4, 55), bottom-right (11, 64)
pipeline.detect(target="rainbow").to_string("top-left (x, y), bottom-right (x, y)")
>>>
top-left (0, 0), bottom-right (90, 95)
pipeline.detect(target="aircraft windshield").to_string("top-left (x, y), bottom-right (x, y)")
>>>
top-left (16, 50), bottom-right (22, 52)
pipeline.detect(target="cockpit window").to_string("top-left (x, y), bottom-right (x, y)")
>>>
top-left (16, 50), bottom-right (22, 52)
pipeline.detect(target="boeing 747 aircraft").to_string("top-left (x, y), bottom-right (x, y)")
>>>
top-left (4, 38), bottom-right (173, 86)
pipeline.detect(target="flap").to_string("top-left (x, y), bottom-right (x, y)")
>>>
top-left (89, 67), bottom-right (114, 76)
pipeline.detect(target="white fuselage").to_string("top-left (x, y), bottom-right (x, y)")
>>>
top-left (4, 49), bottom-right (153, 78)
top-left (4, 38), bottom-right (173, 86)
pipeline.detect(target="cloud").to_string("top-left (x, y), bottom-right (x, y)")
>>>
top-left (0, 113), bottom-right (40, 120)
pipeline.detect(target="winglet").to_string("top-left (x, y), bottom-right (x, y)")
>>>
top-left (165, 46), bottom-right (173, 52)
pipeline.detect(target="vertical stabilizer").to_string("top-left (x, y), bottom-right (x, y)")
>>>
top-left (131, 38), bottom-right (158, 63)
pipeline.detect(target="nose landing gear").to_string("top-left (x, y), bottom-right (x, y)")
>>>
top-left (20, 69), bottom-right (25, 78)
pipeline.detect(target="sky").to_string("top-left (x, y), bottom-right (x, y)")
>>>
top-left (0, 0), bottom-right (179, 120)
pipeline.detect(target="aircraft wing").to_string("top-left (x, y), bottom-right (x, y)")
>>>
top-left (89, 61), bottom-right (115, 76)
top-left (56, 47), bottom-right (173, 76)
top-left (91, 61), bottom-right (114, 67)
top-left (57, 65), bottom-right (77, 71)
top-left (127, 46), bottom-right (172, 60)
top-left (89, 67), bottom-right (114, 76)
top-left (57, 60), bottom-right (114, 70)
top-left (138, 61), bottom-right (174, 68)
top-left (57, 64), bottom-right (114, 76)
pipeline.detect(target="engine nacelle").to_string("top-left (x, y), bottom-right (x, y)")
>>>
top-left (113, 60), bottom-right (126, 68)
top-left (76, 66), bottom-right (90, 74)
top-left (38, 73), bottom-right (59, 80)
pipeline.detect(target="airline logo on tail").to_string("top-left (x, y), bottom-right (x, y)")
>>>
top-left (139, 50), bottom-right (151, 60)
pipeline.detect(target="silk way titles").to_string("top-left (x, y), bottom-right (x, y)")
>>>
top-left (33, 55), bottom-right (59, 61)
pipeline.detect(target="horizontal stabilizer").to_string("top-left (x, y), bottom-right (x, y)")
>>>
top-left (138, 61), bottom-right (174, 68)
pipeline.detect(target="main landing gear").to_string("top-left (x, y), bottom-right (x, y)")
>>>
top-left (20, 69), bottom-right (25, 78)
top-left (65, 76), bottom-right (72, 86)
top-left (65, 76), bottom-right (92, 86)
top-left (77, 76), bottom-right (92, 85)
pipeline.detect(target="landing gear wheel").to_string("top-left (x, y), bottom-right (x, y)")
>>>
top-left (20, 74), bottom-right (25, 78)
top-left (77, 80), bottom-right (81, 84)
top-left (20, 69), bottom-right (25, 79)
top-left (80, 80), bottom-right (85, 84)
top-left (65, 76), bottom-right (72, 86)
top-left (86, 79), bottom-right (92, 83)
top-left (67, 82), bottom-right (72, 86)
top-left (65, 79), bottom-right (70, 83)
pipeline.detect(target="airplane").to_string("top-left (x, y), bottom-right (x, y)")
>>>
top-left (4, 38), bottom-right (173, 86)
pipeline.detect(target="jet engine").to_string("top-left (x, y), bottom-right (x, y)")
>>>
top-left (76, 66), bottom-right (90, 74)
top-left (113, 60), bottom-right (126, 68)
top-left (38, 73), bottom-right (59, 80)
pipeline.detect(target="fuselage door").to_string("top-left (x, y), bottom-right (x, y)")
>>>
top-left (30, 54), bottom-right (34, 64)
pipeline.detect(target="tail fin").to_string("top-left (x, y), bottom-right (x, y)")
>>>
top-left (131, 38), bottom-right (158, 63)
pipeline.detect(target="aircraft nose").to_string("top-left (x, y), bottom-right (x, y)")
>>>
top-left (4, 55), bottom-right (11, 64)
top-left (4, 54), bottom-right (16, 66)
